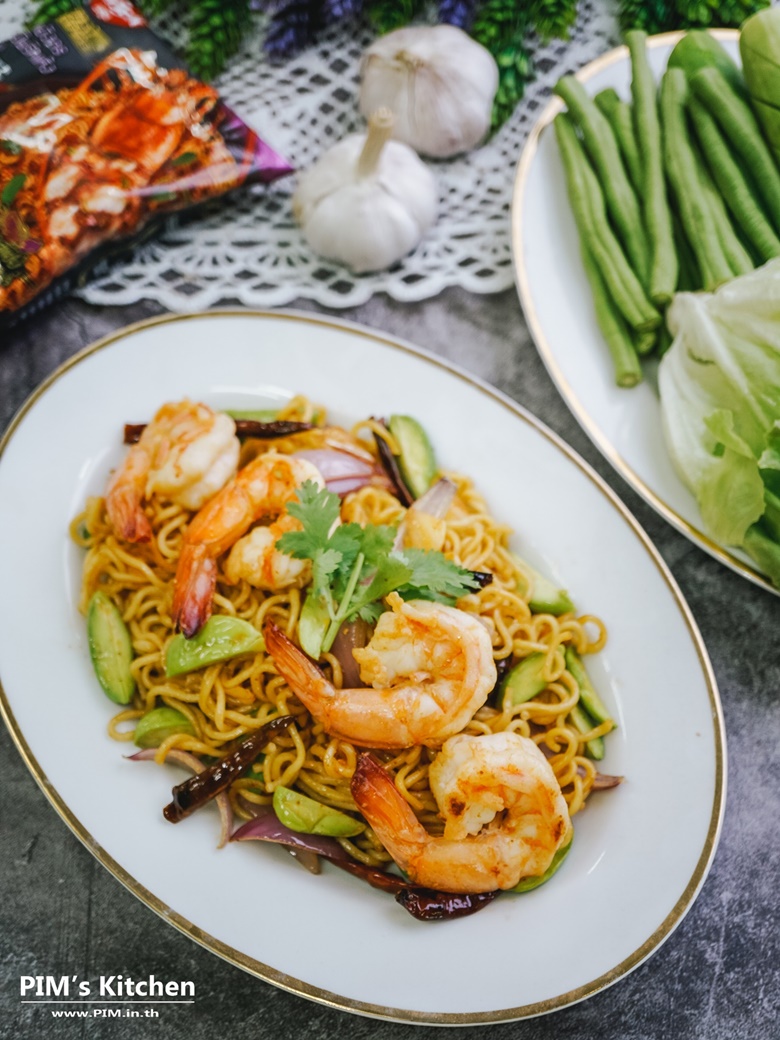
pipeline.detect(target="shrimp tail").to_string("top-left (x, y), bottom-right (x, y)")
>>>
top-left (351, 753), bottom-right (425, 874)
top-left (105, 484), bottom-right (152, 543)
top-left (264, 620), bottom-right (333, 700)
top-left (172, 543), bottom-right (217, 637)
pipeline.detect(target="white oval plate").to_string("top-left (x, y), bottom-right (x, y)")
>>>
top-left (0, 312), bottom-right (724, 1024)
top-left (512, 31), bottom-right (778, 597)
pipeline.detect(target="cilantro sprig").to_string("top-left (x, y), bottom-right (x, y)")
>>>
top-left (277, 481), bottom-right (481, 658)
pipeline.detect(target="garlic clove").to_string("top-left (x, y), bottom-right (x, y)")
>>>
top-left (359, 25), bottom-right (499, 159)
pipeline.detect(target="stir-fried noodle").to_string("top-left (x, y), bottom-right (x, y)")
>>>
top-left (72, 396), bottom-right (611, 869)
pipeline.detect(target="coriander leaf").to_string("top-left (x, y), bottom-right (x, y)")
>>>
top-left (357, 524), bottom-right (397, 568)
top-left (332, 522), bottom-right (394, 601)
top-left (276, 482), bottom-right (362, 594)
top-left (311, 548), bottom-right (345, 593)
top-left (281, 480), bottom-right (341, 557)
top-left (328, 523), bottom-right (364, 584)
top-left (347, 555), bottom-right (413, 618)
top-left (357, 601), bottom-right (384, 625)
top-left (394, 548), bottom-right (481, 603)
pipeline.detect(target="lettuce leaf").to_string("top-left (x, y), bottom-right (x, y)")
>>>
top-left (659, 261), bottom-right (780, 579)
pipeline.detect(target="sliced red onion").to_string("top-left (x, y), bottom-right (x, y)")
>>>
top-left (393, 477), bottom-right (457, 549)
top-left (128, 747), bottom-right (233, 848)
top-left (592, 772), bottom-right (624, 790)
top-left (293, 448), bottom-right (388, 497)
top-left (291, 849), bottom-right (322, 875)
top-left (232, 806), bottom-right (350, 864)
top-left (330, 618), bottom-right (371, 688)
top-left (574, 765), bottom-right (624, 790)
top-left (326, 475), bottom-right (382, 497)
top-left (413, 477), bottom-right (458, 517)
top-left (294, 448), bottom-right (374, 481)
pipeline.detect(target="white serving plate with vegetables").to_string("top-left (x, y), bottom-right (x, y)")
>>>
top-left (0, 311), bottom-right (724, 1023)
top-left (512, 29), bottom-right (780, 596)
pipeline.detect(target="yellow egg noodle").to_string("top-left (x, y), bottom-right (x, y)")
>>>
top-left (72, 395), bottom-right (611, 873)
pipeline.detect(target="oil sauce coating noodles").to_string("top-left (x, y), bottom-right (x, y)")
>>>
top-left (72, 395), bottom-right (613, 876)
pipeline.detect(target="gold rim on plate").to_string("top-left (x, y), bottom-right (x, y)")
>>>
top-left (0, 310), bottom-right (726, 1024)
top-left (511, 29), bottom-right (777, 598)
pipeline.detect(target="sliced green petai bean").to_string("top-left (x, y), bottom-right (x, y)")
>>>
top-left (165, 615), bottom-right (264, 677)
top-left (510, 832), bottom-right (573, 893)
top-left (500, 652), bottom-right (548, 707)
top-left (387, 415), bottom-right (437, 499)
top-left (512, 554), bottom-right (576, 615)
top-left (273, 785), bottom-right (366, 837)
top-left (134, 707), bottom-right (195, 748)
top-left (565, 647), bottom-right (613, 726)
top-left (87, 591), bottom-right (136, 705)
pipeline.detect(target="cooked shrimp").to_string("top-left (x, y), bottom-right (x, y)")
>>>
top-left (351, 732), bottom-right (572, 893)
top-left (106, 399), bottom-right (239, 543)
top-left (172, 454), bottom-right (323, 636)
top-left (264, 592), bottom-right (497, 748)
top-left (224, 512), bottom-right (311, 591)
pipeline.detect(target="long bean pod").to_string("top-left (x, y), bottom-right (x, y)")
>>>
top-left (672, 214), bottom-right (701, 292)
top-left (553, 113), bottom-right (660, 333)
top-left (594, 87), bottom-right (642, 193)
top-left (626, 30), bottom-right (678, 306)
top-left (688, 95), bottom-right (780, 262)
top-left (580, 241), bottom-right (643, 386)
top-left (690, 66), bottom-right (780, 233)
top-left (697, 160), bottom-right (754, 277)
top-left (659, 68), bottom-right (733, 290)
top-left (555, 75), bottom-right (648, 282)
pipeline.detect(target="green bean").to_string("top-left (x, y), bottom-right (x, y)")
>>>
top-left (656, 322), bottom-right (673, 358)
top-left (697, 158), bottom-right (754, 278)
top-left (633, 327), bottom-right (659, 357)
top-left (659, 68), bottom-right (733, 290)
top-left (554, 113), bottom-right (660, 333)
top-left (626, 30), bottom-right (678, 307)
top-left (555, 76), bottom-right (648, 282)
top-left (594, 87), bottom-right (642, 194)
top-left (580, 241), bottom-right (643, 386)
top-left (687, 96), bottom-right (780, 262)
top-left (672, 215), bottom-right (701, 292)
top-left (690, 66), bottom-right (780, 234)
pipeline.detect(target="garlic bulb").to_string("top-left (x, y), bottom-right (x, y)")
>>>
top-left (359, 25), bottom-right (499, 159)
top-left (292, 109), bottom-right (437, 274)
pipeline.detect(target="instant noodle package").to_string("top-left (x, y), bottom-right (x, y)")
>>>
top-left (0, 0), bottom-right (292, 325)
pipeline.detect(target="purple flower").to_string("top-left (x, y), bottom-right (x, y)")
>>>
top-left (438, 0), bottom-right (477, 30)
top-left (263, 0), bottom-right (323, 58)
top-left (321, 0), bottom-right (362, 19)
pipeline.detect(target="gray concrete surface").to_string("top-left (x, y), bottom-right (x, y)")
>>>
top-left (1, 288), bottom-right (779, 1039)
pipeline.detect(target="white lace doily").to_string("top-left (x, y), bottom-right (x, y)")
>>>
top-left (0, 0), bottom-right (620, 309)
